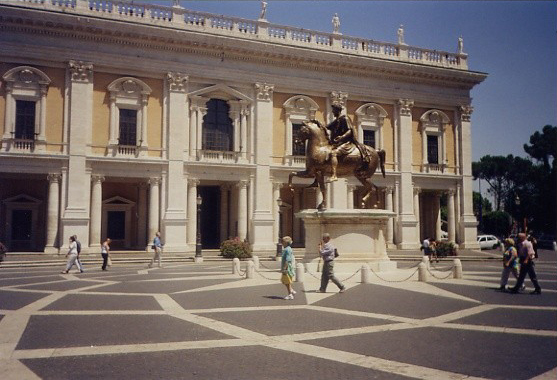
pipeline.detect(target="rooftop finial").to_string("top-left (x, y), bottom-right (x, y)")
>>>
top-left (397, 24), bottom-right (406, 45)
top-left (332, 13), bottom-right (340, 34)
top-left (458, 36), bottom-right (464, 54)
top-left (259, 1), bottom-right (268, 21)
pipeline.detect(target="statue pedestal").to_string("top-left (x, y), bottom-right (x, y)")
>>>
top-left (296, 209), bottom-right (397, 271)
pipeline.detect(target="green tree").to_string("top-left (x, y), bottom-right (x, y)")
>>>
top-left (523, 125), bottom-right (556, 171)
top-left (472, 155), bottom-right (515, 211)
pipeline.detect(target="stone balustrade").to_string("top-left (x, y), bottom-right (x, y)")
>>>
top-left (9, 0), bottom-right (469, 70)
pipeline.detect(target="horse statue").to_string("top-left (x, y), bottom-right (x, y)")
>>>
top-left (288, 119), bottom-right (385, 210)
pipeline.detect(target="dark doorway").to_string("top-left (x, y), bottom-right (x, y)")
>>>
top-left (107, 211), bottom-right (126, 240)
top-left (198, 186), bottom-right (221, 249)
top-left (11, 209), bottom-right (32, 251)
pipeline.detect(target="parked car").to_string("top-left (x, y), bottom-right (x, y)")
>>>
top-left (477, 234), bottom-right (501, 250)
top-left (536, 234), bottom-right (557, 251)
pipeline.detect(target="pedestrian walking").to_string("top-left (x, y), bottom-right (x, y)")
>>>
top-left (148, 232), bottom-right (163, 268)
top-left (101, 238), bottom-right (111, 271)
top-left (62, 235), bottom-right (83, 274)
top-left (280, 236), bottom-right (296, 300)
top-left (499, 238), bottom-right (523, 291)
top-left (528, 233), bottom-right (538, 259)
top-left (509, 233), bottom-right (541, 294)
top-left (73, 235), bottom-right (84, 272)
top-left (318, 233), bottom-right (345, 293)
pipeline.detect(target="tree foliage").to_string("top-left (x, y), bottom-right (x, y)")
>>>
top-left (473, 125), bottom-right (556, 234)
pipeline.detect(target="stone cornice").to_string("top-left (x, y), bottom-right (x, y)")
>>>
top-left (0, 6), bottom-right (487, 90)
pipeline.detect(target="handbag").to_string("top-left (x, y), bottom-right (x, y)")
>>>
top-left (151, 245), bottom-right (156, 249)
top-left (334, 248), bottom-right (339, 258)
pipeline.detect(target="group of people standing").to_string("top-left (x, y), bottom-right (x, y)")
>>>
top-left (500, 233), bottom-right (541, 294)
top-left (280, 232), bottom-right (345, 300)
top-left (62, 232), bottom-right (163, 273)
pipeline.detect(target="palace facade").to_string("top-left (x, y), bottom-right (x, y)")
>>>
top-left (0, 0), bottom-right (486, 254)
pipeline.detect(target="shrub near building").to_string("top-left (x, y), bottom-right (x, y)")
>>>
top-left (220, 238), bottom-right (252, 259)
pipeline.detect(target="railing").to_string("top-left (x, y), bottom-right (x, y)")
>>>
top-left (118, 144), bottom-right (137, 156)
top-left (13, 138), bottom-right (35, 150)
top-left (197, 150), bottom-right (241, 163)
top-left (423, 163), bottom-right (445, 173)
top-left (6, 0), bottom-right (470, 70)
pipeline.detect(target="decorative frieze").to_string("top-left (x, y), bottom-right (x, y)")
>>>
top-left (397, 99), bottom-right (414, 116)
top-left (166, 72), bottom-right (189, 92)
top-left (459, 105), bottom-right (474, 122)
top-left (68, 60), bottom-right (93, 83)
top-left (254, 82), bottom-right (274, 101)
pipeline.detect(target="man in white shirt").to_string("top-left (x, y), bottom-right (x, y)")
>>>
top-left (318, 233), bottom-right (345, 293)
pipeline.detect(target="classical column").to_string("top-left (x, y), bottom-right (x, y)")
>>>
top-left (137, 182), bottom-right (148, 249)
top-left (435, 192), bottom-right (442, 241)
top-left (37, 86), bottom-right (48, 144)
top-left (458, 105), bottom-right (479, 248)
top-left (272, 181), bottom-right (281, 241)
top-left (240, 102), bottom-right (249, 158)
top-left (413, 186), bottom-right (421, 243)
top-left (292, 187), bottom-right (301, 242)
top-left (220, 185), bottom-right (230, 242)
top-left (393, 179), bottom-right (400, 244)
top-left (455, 183), bottom-right (462, 244)
top-left (148, 178), bottom-right (161, 245)
top-left (396, 99), bottom-right (418, 248)
top-left (447, 189), bottom-right (456, 244)
top-left (385, 186), bottom-right (394, 247)
top-left (2, 83), bottom-right (13, 140)
top-left (187, 179), bottom-right (199, 247)
top-left (108, 94), bottom-right (118, 145)
top-left (347, 185), bottom-right (355, 209)
top-left (189, 103), bottom-right (198, 158)
top-left (44, 173), bottom-right (61, 253)
top-left (237, 180), bottom-right (248, 241)
top-left (140, 95), bottom-right (148, 147)
top-left (61, 60), bottom-right (94, 248)
top-left (89, 175), bottom-right (104, 248)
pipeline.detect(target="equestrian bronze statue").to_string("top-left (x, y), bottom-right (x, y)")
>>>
top-left (287, 105), bottom-right (385, 210)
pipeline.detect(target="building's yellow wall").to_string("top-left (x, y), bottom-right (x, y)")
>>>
top-left (40, 66), bottom-right (65, 153)
top-left (143, 77), bottom-right (163, 158)
top-left (445, 113), bottom-right (456, 174)
top-left (92, 73), bottom-right (114, 150)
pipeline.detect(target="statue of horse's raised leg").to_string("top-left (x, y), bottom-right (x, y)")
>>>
top-left (288, 169), bottom-right (316, 192)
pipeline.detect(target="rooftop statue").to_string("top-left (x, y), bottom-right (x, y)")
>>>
top-left (288, 104), bottom-right (385, 210)
top-left (332, 13), bottom-right (340, 34)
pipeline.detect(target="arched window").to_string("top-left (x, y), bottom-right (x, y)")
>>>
top-left (283, 95), bottom-right (319, 162)
top-left (355, 103), bottom-right (387, 150)
top-left (202, 99), bottom-right (234, 151)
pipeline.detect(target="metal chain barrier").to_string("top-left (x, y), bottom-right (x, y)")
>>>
top-left (426, 265), bottom-right (455, 280)
top-left (258, 260), bottom-right (278, 271)
top-left (369, 266), bottom-right (420, 282)
top-left (429, 261), bottom-right (454, 272)
top-left (338, 268), bottom-right (362, 282)
top-left (254, 267), bottom-right (281, 281)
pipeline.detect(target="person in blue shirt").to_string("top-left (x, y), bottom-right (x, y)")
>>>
top-left (281, 236), bottom-right (296, 300)
top-left (148, 232), bottom-right (163, 268)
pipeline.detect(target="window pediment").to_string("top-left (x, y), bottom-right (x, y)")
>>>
top-left (3, 194), bottom-right (41, 205)
top-left (283, 95), bottom-right (319, 118)
top-left (420, 109), bottom-right (450, 132)
top-left (355, 103), bottom-right (387, 122)
top-left (103, 196), bottom-right (135, 206)
top-left (188, 84), bottom-right (252, 103)
top-left (108, 77), bottom-right (152, 98)
top-left (3, 66), bottom-right (51, 90)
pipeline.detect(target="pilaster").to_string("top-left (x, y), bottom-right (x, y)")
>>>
top-left (147, 177), bottom-right (161, 249)
top-left (186, 178), bottom-right (199, 249)
top-left (89, 175), bottom-right (104, 249)
top-left (44, 173), bottom-right (61, 253)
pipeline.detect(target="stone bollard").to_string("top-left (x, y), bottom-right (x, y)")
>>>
top-left (421, 255), bottom-right (430, 268)
top-left (361, 264), bottom-right (371, 284)
top-left (453, 258), bottom-right (463, 279)
top-left (246, 260), bottom-right (255, 279)
top-left (418, 262), bottom-right (428, 282)
top-left (252, 255), bottom-right (260, 270)
top-left (295, 263), bottom-right (304, 283)
top-left (232, 258), bottom-right (241, 275)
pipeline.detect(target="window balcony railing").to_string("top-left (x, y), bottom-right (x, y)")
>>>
top-left (283, 155), bottom-right (306, 167)
top-left (422, 163), bottom-right (446, 173)
top-left (117, 144), bottom-right (138, 156)
top-left (197, 150), bottom-right (241, 164)
top-left (13, 138), bottom-right (35, 151)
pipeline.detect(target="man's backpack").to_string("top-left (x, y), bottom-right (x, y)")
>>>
top-left (76, 240), bottom-right (81, 254)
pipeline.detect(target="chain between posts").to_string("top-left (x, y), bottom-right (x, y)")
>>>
top-left (369, 266), bottom-right (420, 282)
top-left (429, 261), bottom-right (454, 272)
top-left (426, 265), bottom-right (455, 280)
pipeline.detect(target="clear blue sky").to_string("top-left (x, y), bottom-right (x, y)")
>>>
top-left (153, 1), bottom-right (556, 162)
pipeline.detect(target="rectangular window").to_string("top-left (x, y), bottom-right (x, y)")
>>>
top-left (292, 123), bottom-right (305, 156)
top-left (15, 100), bottom-right (36, 140)
top-left (119, 109), bottom-right (137, 146)
top-left (427, 134), bottom-right (439, 164)
top-left (363, 130), bottom-right (376, 148)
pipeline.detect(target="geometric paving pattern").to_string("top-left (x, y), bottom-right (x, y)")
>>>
top-left (1, 254), bottom-right (556, 380)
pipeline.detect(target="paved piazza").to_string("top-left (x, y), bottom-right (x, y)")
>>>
top-left (1, 252), bottom-right (556, 380)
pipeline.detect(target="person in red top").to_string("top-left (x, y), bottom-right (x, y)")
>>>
top-left (509, 233), bottom-right (541, 294)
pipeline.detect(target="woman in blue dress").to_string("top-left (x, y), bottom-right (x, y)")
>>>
top-left (281, 236), bottom-right (296, 300)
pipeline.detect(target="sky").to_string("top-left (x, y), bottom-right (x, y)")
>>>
top-left (150, 0), bottom-right (556, 163)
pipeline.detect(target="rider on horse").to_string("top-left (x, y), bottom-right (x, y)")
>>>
top-left (326, 103), bottom-right (371, 181)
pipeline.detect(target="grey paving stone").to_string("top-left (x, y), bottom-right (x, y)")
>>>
top-left (41, 293), bottom-right (162, 311)
top-left (449, 307), bottom-right (557, 331)
top-left (0, 290), bottom-right (49, 310)
top-left (92, 278), bottom-right (241, 294)
top-left (431, 282), bottom-right (557, 306)
top-left (18, 280), bottom-right (101, 292)
top-left (16, 315), bottom-right (233, 350)
top-left (0, 275), bottom-right (64, 287)
top-left (313, 284), bottom-right (479, 319)
top-left (306, 327), bottom-right (557, 380)
top-left (21, 345), bottom-right (414, 380)
top-left (171, 283), bottom-right (306, 309)
top-left (199, 308), bottom-right (396, 336)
